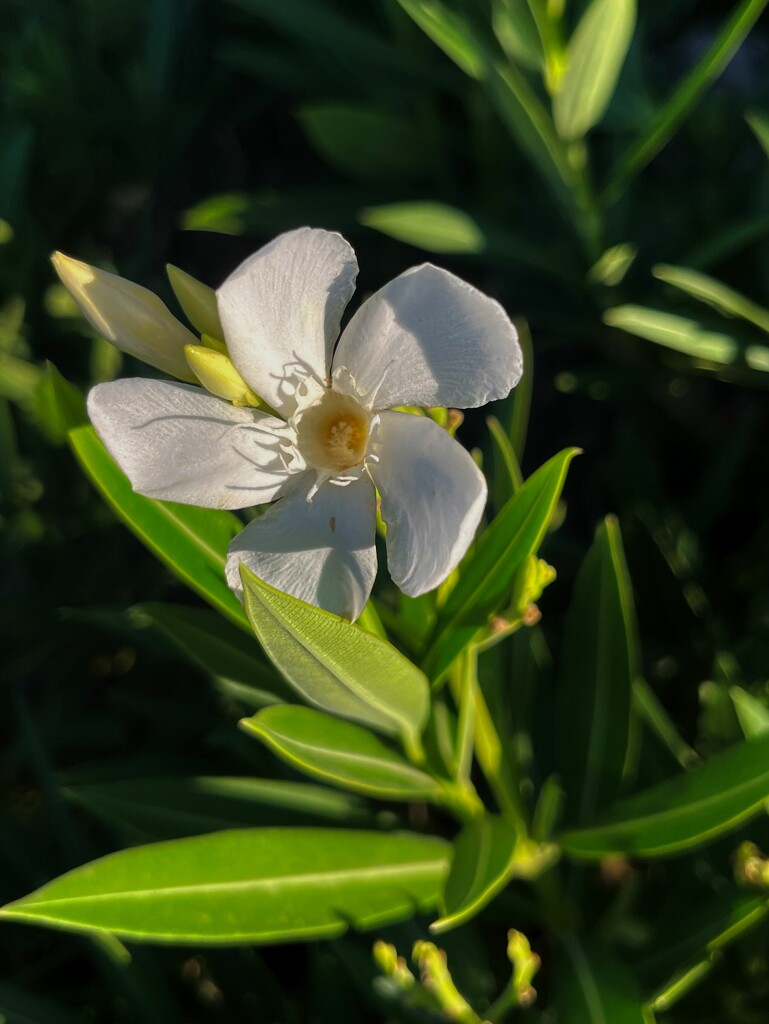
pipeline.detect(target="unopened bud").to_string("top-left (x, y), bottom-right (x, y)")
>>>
top-left (373, 941), bottom-right (415, 990)
top-left (184, 345), bottom-right (259, 406)
top-left (167, 264), bottom-right (225, 342)
top-left (507, 930), bottom-right (540, 1009)
top-left (735, 842), bottom-right (769, 887)
top-left (51, 252), bottom-right (197, 381)
top-left (446, 409), bottom-right (464, 435)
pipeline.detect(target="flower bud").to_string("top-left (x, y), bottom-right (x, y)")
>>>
top-left (51, 252), bottom-right (197, 381)
top-left (184, 345), bottom-right (259, 406)
top-left (166, 264), bottom-right (225, 342)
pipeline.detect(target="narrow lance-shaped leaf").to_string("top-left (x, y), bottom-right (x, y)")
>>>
top-left (359, 202), bottom-right (485, 254)
top-left (240, 567), bottom-right (429, 746)
top-left (0, 828), bottom-right (450, 944)
top-left (63, 775), bottom-right (369, 842)
top-left (131, 602), bottom-right (289, 706)
top-left (553, 0), bottom-right (636, 141)
top-left (243, 706), bottom-right (447, 803)
top-left (68, 425), bottom-right (247, 628)
top-left (561, 732), bottom-right (769, 858)
top-left (554, 935), bottom-right (647, 1023)
top-left (652, 263), bottom-right (769, 335)
top-left (559, 516), bottom-right (638, 825)
top-left (424, 448), bottom-right (579, 681)
top-left (606, 0), bottom-right (769, 201)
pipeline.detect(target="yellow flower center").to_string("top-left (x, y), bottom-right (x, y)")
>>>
top-left (294, 389), bottom-right (371, 473)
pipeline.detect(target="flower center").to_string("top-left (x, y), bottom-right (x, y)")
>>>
top-left (294, 389), bottom-right (371, 473)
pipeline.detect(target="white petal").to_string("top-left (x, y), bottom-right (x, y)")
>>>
top-left (225, 473), bottom-right (377, 621)
top-left (333, 264), bottom-right (522, 410)
top-left (217, 228), bottom-right (358, 415)
top-left (369, 411), bottom-right (487, 596)
top-left (87, 379), bottom-right (293, 509)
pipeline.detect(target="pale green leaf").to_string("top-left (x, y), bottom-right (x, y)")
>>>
top-left (554, 0), bottom-right (636, 140)
top-left (359, 202), bottom-right (485, 254)
top-left (652, 264), bottom-right (769, 335)
top-left (604, 306), bottom-right (739, 364)
top-left (396, 0), bottom-right (486, 78)
top-left (0, 828), bottom-right (449, 943)
top-left (242, 705), bottom-right (445, 802)
top-left (730, 686), bottom-right (769, 739)
top-left (240, 567), bottom-right (429, 744)
top-left (746, 109), bottom-right (769, 161)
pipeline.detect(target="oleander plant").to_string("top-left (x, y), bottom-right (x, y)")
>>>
top-left (2, 0), bottom-right (769, 1021)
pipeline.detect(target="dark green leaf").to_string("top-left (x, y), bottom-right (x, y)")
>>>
top-left (68, 425), bottom-right (247, 628)
top-left (559, 517), bottom-right (638, 824)
top-left (561, 733), bottom-right (769, 858)
top-left (131, 602), bottom-right (289, 705)
top-left (63, 776), bottom-right (368, 840)
top-left (555, 935), bottom-right (646, 1023)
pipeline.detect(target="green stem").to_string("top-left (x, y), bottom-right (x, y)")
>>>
top-left (453, 648), bottom-right (477, 783)
top-left (464, 653), bottom-right (529, 835)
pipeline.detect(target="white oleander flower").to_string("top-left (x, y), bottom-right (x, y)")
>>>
top-left (71, 228), bottom-right (523, 620)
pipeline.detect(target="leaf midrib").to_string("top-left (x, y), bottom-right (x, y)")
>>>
top-left (12, 859), bottom-right (445, 911)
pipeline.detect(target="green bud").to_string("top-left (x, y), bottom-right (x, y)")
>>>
top-left (184, 345), bottom-right (260, 407)
top-left (167, 264), bottom-right (225, 342)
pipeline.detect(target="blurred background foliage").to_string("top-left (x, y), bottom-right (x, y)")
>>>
top-left (2, 0), bottom-right (769, 1020)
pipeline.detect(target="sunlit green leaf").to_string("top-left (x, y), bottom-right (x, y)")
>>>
top-left (746, 109), bottom-right (769, 160)
top-left (243, 706), bottom-right (444, 802)
top-left (730, 687), bottom-right (769, 739)
top-left (359, 202), bottom-right (485, 254)
top-left (491, 0), bottom-right (544, 71)
top-left (240, 567), bottom-right (429, 745)
top-left (64, 776), bottom-right (368, 840)
top-left (424, 448), bottom-right (579, 681)
top-left (554, 0), bottom-right (636, 140)
top-left (559, 517), bottom-right (638, 824)
top-left (604, 306), bottom-right (740, 364)
top-left (652, 264), bottom-right (769, 335)
top-left (69, 425), bottom-right (247, 628)
top-left (431, 816), bottom-right (557, 933)
top-left (0, 828), bottom-right (449, 943)
top-left (396, 0), bottom-right (486, 78)
top-left (561, 733), bottom-right (769, 858)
